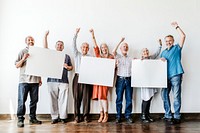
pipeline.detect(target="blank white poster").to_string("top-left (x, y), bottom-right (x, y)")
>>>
top-left (25, 46), bottom-right (65, 79)
top-left (78, 56), bottom-right (115, 87)
top-left (131, 59), bottom-right (167, 88)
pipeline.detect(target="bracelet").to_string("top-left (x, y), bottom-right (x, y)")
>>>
top-left (175, 26), bottom-right (180, 29)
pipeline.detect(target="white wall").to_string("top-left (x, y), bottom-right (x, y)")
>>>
top-left (0, 0), bottom-right (200, 114)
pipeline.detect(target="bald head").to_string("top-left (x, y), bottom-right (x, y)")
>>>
top-left (120, 43), bottom-right (129, 56)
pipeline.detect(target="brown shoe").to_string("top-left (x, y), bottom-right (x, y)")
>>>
top-left (98, 111), bottom-right (104, 123)
top-left (84, 116), bottom-right (90, 123)
top-left (102, 112), bottom-right (108, 123)
top-left (74, 116), bottom-right (80, 123)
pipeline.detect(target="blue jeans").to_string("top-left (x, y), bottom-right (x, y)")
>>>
top-left (17, 83), bottom-right (39, 120)
top-left (161, 74), bottom-right (182, 119)
top-left (115, 76), bottom-right (133, 119)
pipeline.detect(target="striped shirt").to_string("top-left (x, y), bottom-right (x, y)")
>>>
top-left (115, 53), bottom-right (132, 77)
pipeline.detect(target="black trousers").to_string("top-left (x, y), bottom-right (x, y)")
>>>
top-left (72, 74), bottom-right (92, 119)
top-left (141, 97), bottom-right (152, 115)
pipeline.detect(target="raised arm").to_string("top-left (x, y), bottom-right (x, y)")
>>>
top-left (171, 22), bottom-right (186, 48)
top-left (112, 37), bottom-right (125, 56)
top-left (151, 39), bottom-right (162, 59)
top-left (89, 29), bottom-right (98, 48)
top-left (44, 30), bottom-right (49, 48)
top-left (72, 28), bottom-right (80, 56)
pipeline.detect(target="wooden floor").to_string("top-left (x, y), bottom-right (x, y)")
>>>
top-left (0, 118), bottom-right (200, 133)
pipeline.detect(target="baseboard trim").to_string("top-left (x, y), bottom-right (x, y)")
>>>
top-left (1, 113), bottom-right (200, 120)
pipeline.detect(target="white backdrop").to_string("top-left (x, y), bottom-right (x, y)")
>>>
top-left (0, 0), bottom-right (200, 114)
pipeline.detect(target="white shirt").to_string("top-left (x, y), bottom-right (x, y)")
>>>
top-left (72, 35), bottom-right (90, 73)
top-left (115, 53), bottom-right (132, 77)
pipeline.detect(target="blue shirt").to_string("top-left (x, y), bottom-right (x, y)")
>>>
top-left (161, 44), bottom-right (184, 79)
top-left (47, 54), bottom-right (72, 83)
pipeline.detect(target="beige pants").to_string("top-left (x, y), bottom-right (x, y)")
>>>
top-left (48, 82), bottom-right (69, 120)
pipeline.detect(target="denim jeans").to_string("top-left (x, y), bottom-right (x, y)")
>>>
top-left (161, 74), bottom-right (182, 119)
top-left (115, 76), bottom-right (133, 119)
top-left (17, 83), bottom-right (39, 120)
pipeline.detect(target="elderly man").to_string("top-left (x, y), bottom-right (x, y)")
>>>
top-left (113, 38), bottom-right (133, 123)
top-left (161, 22), bottom-right (186, 124)
top-left (15, 36), bottom-right (42, 127)
top-left (44, 31), bottom-right (73, 124)
top-left (72, 28), bottom-right (92, 123)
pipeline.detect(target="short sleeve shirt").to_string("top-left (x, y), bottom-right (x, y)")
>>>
top-left (160, 44), bottom-right (184, 79)
top-left (15, 47), bottom-right (41, 83)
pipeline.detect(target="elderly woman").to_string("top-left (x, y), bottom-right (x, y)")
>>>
top-left (89, 29), bottom-right (114, 123)
top-left (140, 39), bottom-right (162, 123)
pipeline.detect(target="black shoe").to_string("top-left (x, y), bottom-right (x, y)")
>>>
top-left (164, 117), bottom-right (173, 121)
top-left (29, 118), bottom-right (42, 125)
top-left (126, 117), bottom-right (133, 123)
top-left (51, 119), bottom-right (58, 124)
top-left (17, 119), bottom-right (24, 128)
top-left (115, 118), bottom-right (121, 123)
top-left (141, 114), bottom-right (150, 123)
top-left (173, 118), bottom-right (181, 124)
top-left (57, 118), bottom-right (61, 122)
top-left (146, 115), bottom-right (154, 122)
top-left (61, 119), bottom-right (67, 124)
top-left (164, 118), bottom-right (174, 125)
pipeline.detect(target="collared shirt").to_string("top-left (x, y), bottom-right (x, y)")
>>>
top-left (160, 44), bottom-right (184, 79)
top-left (15, 47), bottom-right (41, 83)
top-left (115, 53), bottom-right (132, 77)
top-left (72, 34), bottom-right (90, 73)
top-left (47, 54), bottom-right (72, 83)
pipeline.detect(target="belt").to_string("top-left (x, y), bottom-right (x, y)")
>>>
top-left (117, 76), bottom-right (131, 80)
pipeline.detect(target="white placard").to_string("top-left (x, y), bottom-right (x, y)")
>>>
top-left (78, 56), bottom-right (115, 87)
top-left (25, 46), bottom-right (65, 79)
top-left (131, 59), bottom-right (167, 88)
